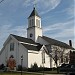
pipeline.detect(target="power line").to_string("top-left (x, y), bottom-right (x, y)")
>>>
top-left (0, 0), bottom-right (4, 4)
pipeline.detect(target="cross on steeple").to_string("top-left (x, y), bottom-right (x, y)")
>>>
top-left (33, 0), bottom-right (37, 8)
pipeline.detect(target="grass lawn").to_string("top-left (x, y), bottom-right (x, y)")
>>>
top-left (0, 72), bottom-right (42, 75)
top-left (0, 70), bottom-right (64, 75)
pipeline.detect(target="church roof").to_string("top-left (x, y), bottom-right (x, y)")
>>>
top-left (11, 34), bottom-right (42, 51)
top-left (11, 34), bottom-right (36, 44)
top-left (28, 7), bottom-right (40, 18)
top-left (22, 43), bottom-right (42, 51)
top-left (42, 36), bottom-right (74, 50)
top-left (11, 34), bottom-right (74, 50)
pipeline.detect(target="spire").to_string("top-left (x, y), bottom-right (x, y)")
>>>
top-left (28, 7), bottom-right (40, 18)
top-left (33, 0), bottom-right (37, 9)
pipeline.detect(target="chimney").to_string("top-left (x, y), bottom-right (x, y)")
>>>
top-left (69, 40), bottom-right (72, 47)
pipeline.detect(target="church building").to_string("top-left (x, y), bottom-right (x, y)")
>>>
top-left (0, 7), bottom-right (74, 69)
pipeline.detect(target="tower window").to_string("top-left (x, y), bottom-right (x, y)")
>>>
top-left (32, 19), bottom-right (34, 26)
top-left (29, 19), bottom-right (34, 27)
top-left (10, 43), bottom-right (14, 51)
top-left (36, 19), bottom-right (40, 27)
top-left (29, 20), bottom-right (31, 27)
top-left (30, 33), bottom-right (33, 37)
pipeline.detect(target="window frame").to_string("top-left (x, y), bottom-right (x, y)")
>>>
top-left (10, 43), bottom-right (14, 51)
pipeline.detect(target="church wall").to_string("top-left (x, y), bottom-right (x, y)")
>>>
top-left (28, 50), bottom-right (51, 68)
top-left (0, 38), bottom-right (16, 66)
top-left (18, 43), bottom-right (28, 68)
top-left (0, 37), bottom-right (28, 68)
top-left (0, 48), bottom-right (6, 65)
top-left (35, 27), bottom-right (42, 42)
top-left (27, 27), bottom-right (35, 41)
top-left (37, 36), bottom-right (49, 45)
top-left (35, 16), bottom-right (41, 28)
top-left (8, 40), bottom-right (16, 60)
top-left (27, 27), bottom-right (42, 42)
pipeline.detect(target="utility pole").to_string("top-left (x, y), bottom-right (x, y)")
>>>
top-left (21, 55), bottom-right (23, 75)
top-left (42, 47), bottom-right (45, 75)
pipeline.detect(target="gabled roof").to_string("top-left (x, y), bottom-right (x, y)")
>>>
top-left (22, 43), bottom-right (42, 51)
top-left (28, 7), bottom-right (40, 18)
top-left (42, 36), bottom-right (74, 50)
top-left (11, 34), bottom-right (42, 51)
top-left (11, 34), bottom-right (36, 44)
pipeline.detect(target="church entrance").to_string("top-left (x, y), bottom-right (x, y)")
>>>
top-left (7, 55), bottom-right (16, 70)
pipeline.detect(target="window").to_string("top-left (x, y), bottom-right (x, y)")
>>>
top-left (32, 19), bottom-right (34, 26)
top-left (29, 19), bottom-right (34, 27)
top-left (36, 19), bottom-right (40, 27)
top-left (30, 33), bottom-right (33, 37)
top-left (10, 43), bottom-right (14, 51)
top-left (42, 50), bottom-right (45, 63)
top-left (29, 20), bottom-right (31, 27)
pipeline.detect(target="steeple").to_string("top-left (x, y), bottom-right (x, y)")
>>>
top-left (28, 7), bottom-right (40, 18)
top-left (27, 7), bottom-right (42, 42)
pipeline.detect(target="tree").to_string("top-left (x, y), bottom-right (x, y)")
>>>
top-left (45, 44), bottom-right (70, 73)
top-left (49, 46), bottom-right (62, 67)
top-left (49, 45), bottom-right (69, 73)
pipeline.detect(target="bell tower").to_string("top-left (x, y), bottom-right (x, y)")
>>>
top-left (27, 7), bottom-right (42, 42)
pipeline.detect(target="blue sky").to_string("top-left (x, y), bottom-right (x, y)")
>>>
top-left (0, 0), bottom-right (75, 50)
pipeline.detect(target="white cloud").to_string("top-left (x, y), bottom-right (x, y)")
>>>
top-left (43, 20), bottom-right (75, 48)
top-left (0, 24), bottom-right (27, 50)
top-left (38, 0), bottom-right (61, 15)
top-left (55, 3), bottom-right (74, 18)
top-left (23, 0), bottom-right (31, 7)
top-left (10, 25), bottom-right (27, 37)
top-left (43, 20), bottom-right (74, 32)
top-left (67, 7), bottom-right (74, 16)
top-left (23, 0), bottom-right (61, 15)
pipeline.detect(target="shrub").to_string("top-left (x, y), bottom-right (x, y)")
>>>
top-left (17, 65), bottom-right (27, 71)
top-left (0, 64), bottom-right (5, 70)
top-left (17, 65), bottom-right (22, 71)
top-left (32, 62), bottom-right (38, 69)
top-left (28, 63), bottom-right (38, 72)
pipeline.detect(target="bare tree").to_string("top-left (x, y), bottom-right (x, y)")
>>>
top-left (47, 45), bottom-right (70, 74)
top-left (49, 45), bottom-right (70, 67)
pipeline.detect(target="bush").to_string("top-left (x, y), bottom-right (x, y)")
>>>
top-left (0, 64), bottom-right (5, 70)
top-left (28, 63), bottom-right (38, 72)
top-left (22, 67), bottom-right (27, 71)
top-left (32, 62), bottom-right (38, 69)
top-left (17, 65), bottom-right (22, 71)
top-left (17, 65), bottom-right (27, 71)
top-left (28, 63), bottom-right (53, 72)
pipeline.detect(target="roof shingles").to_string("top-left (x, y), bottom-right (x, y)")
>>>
top-left (11, 34), bottom-right (74, 50)
top-left (11, 34), bottom-right (42, 51)
top-left (28, 7), bottom-right (40, 18)
top-left (42, 36), bottom-right (74, 50)
top-left (22, 43), bottom-right (42, 51)
top-left (11, 34), bottom-right (36, 44)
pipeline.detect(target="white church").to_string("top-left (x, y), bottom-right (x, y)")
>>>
top-left (0, 7), bottom-right (74, 69)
